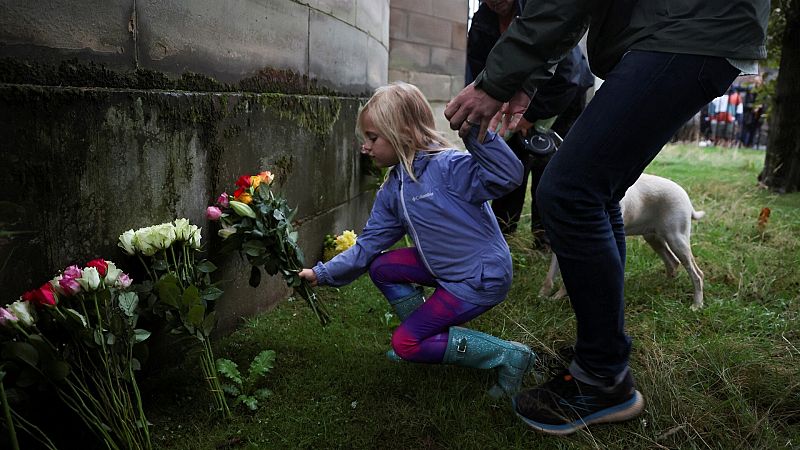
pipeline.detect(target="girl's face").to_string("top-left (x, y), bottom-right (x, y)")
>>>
top-left (360, 114), bottom-right (400, 168)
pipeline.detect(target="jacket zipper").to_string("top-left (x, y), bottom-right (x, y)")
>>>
top-left (398, 167), bottom-right (436, 276)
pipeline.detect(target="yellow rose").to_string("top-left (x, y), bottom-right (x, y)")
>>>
top-left (250, 176), bottom-right (262, 189)
top-left (238, 192), bottom-right (253, 204)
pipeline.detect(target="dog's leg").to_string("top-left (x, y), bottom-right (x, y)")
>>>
top-left (664, 233), bottom-right (704, 310)
top-left (539, 254), bottom-right (559, 297)
top-left (643, 234), bottom-right (680, 277)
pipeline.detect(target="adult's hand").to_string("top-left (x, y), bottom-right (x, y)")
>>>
top-left (444, 83), bottom-right (504, 142)
top-left (491, 90), bottom-right (532, 137)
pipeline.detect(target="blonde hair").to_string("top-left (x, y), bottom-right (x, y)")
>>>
top-left (357, 82), bottom-right (452, 181)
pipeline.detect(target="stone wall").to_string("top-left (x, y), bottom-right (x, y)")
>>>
top-left (388, 0), bottom-right (468, 146)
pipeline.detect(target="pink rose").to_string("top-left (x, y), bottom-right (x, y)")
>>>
top-left (0, 307), bottom-right (18, 326)
top-left (216, 192), bottom-right (229, 208)
top-left (206, 206), bottom-right (222, 221)
top-left (63, 265), bottom-right (82, 279)
top-left (116, 273), bottom-right (132, 289)
top-left (59, 276), bottom-right (83, 296)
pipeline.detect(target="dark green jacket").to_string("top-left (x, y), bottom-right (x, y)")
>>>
top-left (474, 0), bottom-right (770, 102)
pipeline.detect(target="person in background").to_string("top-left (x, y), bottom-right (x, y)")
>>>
top-left (467, 0), bottom-right (593, 249)
top-left (445, 0), bottom-right (768, 436)
top-left (300, 82), bottom-right (534, 398)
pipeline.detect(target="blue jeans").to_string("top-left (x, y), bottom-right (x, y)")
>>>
top-left (536, 51), bottom-right (740, 384)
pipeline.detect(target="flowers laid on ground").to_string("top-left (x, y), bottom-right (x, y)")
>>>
top-left (0, 260), bottom-right (152, 450)
top-left (323, 230), bottom-right (358, 262)
top-left (119, 219), bottom-right (230, 418)
top-left (208, 170), bottom-right (331, 325)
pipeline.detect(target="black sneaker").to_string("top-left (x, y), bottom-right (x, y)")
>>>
top-left (512, 369), bottom-right (644, 435)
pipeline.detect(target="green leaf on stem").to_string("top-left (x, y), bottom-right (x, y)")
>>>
top-left (201, 286), bottom-right (224, 301)
top-left (248, 350), bottom-right (276, 380)
top-left (216, 358), bottom-right (243, 385)
top-left (134, 329), bottom-right (151, 343)
top-left (254, 388), bottom-right (273, 401)
top-left (196, 260), bottom-right (218, 273)
top-left (181, 285), bottom-right (201, 308)
top-left (42, 360), bottom-right (71, 381)
top-left (239, 395), bottom-right (259, 411)
top-left (156, 275), bottom-right (180, 308)
top-left (118, 291), bottom-right (139, 316)
top-left (2, 342), bottom-right (39, 368)
top-left (187, 304), bottom-right (206, 329)
top-left (202, 311), bottom-right (217, 336)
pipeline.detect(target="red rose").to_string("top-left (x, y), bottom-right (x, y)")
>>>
top-left (23, 283), bottom-right (57, 307)
top-left (235, 174), bottom-right (252, 189)
top-left (233, 187), bottom-right (245, 199)
top-left (86, 259), bottom-right (109, 277)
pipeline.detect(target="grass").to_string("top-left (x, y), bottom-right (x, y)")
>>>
top-left (145, 144), bottom-right (800, 449)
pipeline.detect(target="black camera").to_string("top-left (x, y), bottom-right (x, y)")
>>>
top-left (521, 129), bottom-right (560, 157)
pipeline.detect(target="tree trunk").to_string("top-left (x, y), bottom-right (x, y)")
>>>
top-left (761, 2), bottom-right (800, 193)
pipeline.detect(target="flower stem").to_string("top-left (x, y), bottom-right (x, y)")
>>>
top-left (0, 381), bottom-right (20, 450)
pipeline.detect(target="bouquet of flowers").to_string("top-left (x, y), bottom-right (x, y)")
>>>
top-left (118, 219), bottom-right (229, 418)
top-left (323, 230), bottom-right (357, 262)
top-left (207, 170), bottom-right (330, 326)
top-left (0, 260), bottom-right (151, 450)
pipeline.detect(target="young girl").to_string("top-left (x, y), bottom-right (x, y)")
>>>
top-left (299, 82), bottom-right (533, 397)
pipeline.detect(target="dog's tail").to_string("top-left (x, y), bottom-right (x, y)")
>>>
top-left (692, 210), bottom-right (706, 220)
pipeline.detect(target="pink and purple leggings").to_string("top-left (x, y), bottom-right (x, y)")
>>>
top-left (368, 247), bottom-right (491, 363)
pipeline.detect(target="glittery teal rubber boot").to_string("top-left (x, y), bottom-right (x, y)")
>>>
top-left (442, 326), bottom-right (536, 398)
top-left (385, 287), bottom-right (425, 362)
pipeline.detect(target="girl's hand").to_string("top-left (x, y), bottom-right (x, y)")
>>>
top-left (299, 268), bottom-right (318, 287)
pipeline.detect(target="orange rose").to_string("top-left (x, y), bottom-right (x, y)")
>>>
top-left (238, 192), bottom-right (253, 204)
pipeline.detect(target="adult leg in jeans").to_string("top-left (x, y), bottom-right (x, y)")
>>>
top-left (514, 51), bottom-right (740, 434)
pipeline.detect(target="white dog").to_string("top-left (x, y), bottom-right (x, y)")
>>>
top-left (539, 173), bottom-right (706, 310)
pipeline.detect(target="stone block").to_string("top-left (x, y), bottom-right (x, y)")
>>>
top-left (388, 40), bottom-right (430, 72)
top-left (356, 0), bottom-right (388, 43)
top-left (389, 8), bottom-right (408, 40)
top-left (390, 0), bottom-right (432, 15)
top-left (405, 13), bottom-right (452, 48)
top-left (367, 36), bottom-right (389, 88)
top-left (452, 21), bottom-right (468, 50)
top-left (309, 0), bottom-right (356, 24)
top-left (309, 10), bottom-right (370, 94)
top-left (388, 68), bottom-right (411, 83)
top-left (137, 1), bottom-right (310, 83)
top-left (431, 46), bottom-right (466, 76)
top-left (0, 0), bottom-right (135, 69)
top-left (408, 70), bottom-right (452, 102)
top-left (432, 0), bottom-right (469, 23)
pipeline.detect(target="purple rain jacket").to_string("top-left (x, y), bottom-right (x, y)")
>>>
top-left (313, 128), bottom-right (524, 306)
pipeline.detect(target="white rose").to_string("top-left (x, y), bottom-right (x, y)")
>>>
top-left (118, 229), bottom-right (136, 255)
top-left (134, 227), bottom-right (158, 256)
top-left (104, 261), bottom-right (122, 286)
top-left (189, 225), bottom-right (202, 249)
top-left (153, 223), bottom-right (176, 250)
top-left (173, 218), bottom-right (192, 241)
top-left (78, 267), bottom-right (101, 291)
top-left (7, 300), bottom-right (35, 327)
